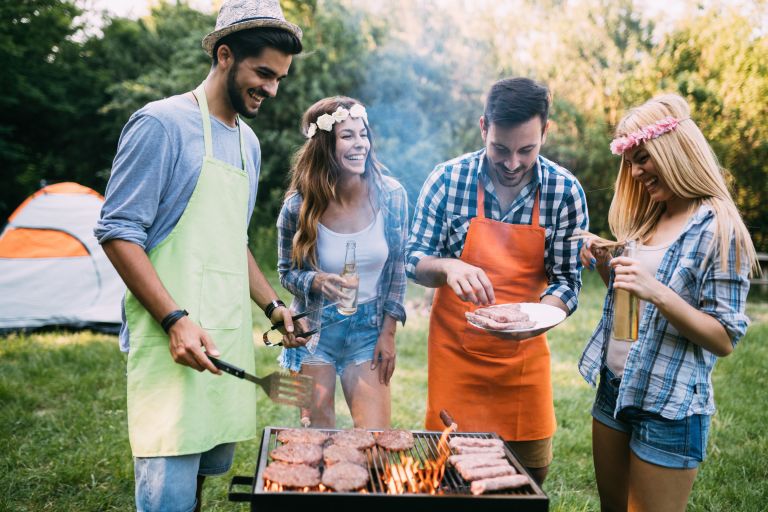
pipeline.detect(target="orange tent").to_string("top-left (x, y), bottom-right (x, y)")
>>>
top-left (0, 183), bottom-right (124, 332)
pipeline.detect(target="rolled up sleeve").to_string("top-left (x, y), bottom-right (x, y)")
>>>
top-left (699, 237), bottom-right (751, 346)
top-left (276, 196), bottom-right (317, 300)
top-left (543, 179), bottom-right (589, 315)
top-left (95, 114), bottom-right (173, 248)
top-left (405, 168), bottom-right (447, 280)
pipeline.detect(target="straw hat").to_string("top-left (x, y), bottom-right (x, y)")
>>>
top-left (202, 0), bottom-right (303, 56)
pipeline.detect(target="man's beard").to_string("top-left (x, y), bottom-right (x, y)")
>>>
top-left (226, 64), bottom-right (264, 119)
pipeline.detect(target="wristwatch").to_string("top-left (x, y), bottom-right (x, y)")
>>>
top-left (264, 299), bottom-right (286, 320)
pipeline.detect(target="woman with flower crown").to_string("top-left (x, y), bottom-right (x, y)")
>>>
top-left (578, 94), bottom-right (759, 511)
top-left (276, 96), bottom-right (408, 428)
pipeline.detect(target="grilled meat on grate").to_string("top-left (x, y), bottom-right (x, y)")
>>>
top-left (321, 461), bottom-right (370, 492)
top-left (323, 444), bottom-right (366, 466)
top-left (449, 437), bottom-right (504, 449)
top-left (277, 428), bottom-right (330, 446)
top-left (375, 429), bottom-right (415, 451)
top-left (270, 443), bottom-right (323, 466)
top-left (263, 462), bottom-right (321, 488)
top-left (470, 474), bottom-right (530, 495)
top-left (331, 428), bottom-right (376, 450)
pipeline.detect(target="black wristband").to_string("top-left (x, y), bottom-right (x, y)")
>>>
top-left (161, 309), bottom-right (188, 333)
top-left (264, 299), bottom-right (285, 320)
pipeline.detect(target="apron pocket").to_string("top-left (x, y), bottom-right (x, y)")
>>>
top-left (200, 266), bottom-right (244, 330)
top-left (460, 324), bottom-right (522, 358)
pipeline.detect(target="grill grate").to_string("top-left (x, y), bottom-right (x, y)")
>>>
top-left (229, 427), bottom-right (549, 511)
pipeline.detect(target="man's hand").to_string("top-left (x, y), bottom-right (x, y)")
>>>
top-left (167, 316), bottom-right (221, 374)
top-left (272, 306), bottom-right (307, 348)
top-left (442, 259), bottom-right (495, 306)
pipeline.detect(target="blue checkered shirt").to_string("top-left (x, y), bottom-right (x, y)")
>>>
top-left (578, 205), bottom-right (752, 420)
top-left (277, 175), bottom-right (408, 327)
top-left (405, 150), bottom-right (589, 314)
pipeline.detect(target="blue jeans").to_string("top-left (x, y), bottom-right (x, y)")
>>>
top-left (295, 299), bottom-right (380, 376)
top-left (134, 443), bottom-right (235, 512)
top-left (592, 367), bottom-right (709, 469)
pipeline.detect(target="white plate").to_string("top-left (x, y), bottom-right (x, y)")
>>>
top-left (467, 302), bottom-right (567, 334)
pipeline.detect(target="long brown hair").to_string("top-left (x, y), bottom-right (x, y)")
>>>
top-left (286, 96), bottom-right (388, 269)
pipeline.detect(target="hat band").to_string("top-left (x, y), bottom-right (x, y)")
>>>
top-left (225, 16), bottom-right (286, 28)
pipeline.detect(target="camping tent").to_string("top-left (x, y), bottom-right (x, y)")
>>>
top-left (0, 182), bottom-right (124, 333)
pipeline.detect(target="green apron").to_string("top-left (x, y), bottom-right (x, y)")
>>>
top-left (125, 83), bottom-right (257, 457)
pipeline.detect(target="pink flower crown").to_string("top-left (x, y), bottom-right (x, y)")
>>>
top-left (609, 116), bottom-right (683, 155)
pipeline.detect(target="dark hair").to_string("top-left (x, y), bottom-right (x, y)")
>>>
top-left (212, 27), bottom-right (302, 65)
top-left (483, 77), bottom-right (550, 129)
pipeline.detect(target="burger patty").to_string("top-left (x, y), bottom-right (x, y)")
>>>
top-left (321, 461), bottom-right (370, 492)
top-left (263, 462), bottom-right (321, 488)
top-left (277, 428), bottom-right (330, 446)
top-left (269, 443), bottom-right (323, 466)
top-left (375, 429), bottom-right (415, 451)
top-left (323, 444), bottom-right (366, 466)
top-left (473, 304), bottom-right (528, 323)
top-left (331, 428), bottom-right (376, 450)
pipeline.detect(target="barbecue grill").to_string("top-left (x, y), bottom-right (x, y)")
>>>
top-left (228, 426), bottom-right (549, 511)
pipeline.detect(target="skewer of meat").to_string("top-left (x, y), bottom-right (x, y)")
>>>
top-left (454, 458), bottom-right (516, 472)
top-left (449, 437), bottom-right (505, 449)
top-left (448, 453), bottom-right (505, 465)
top-left (473, 305), bottom-right (529, 323)
top-left (453, 444), bottom-right (506, 455)
top-left (470, 474), bottom-right (530, 495)
top-left (457, 464), bottom-right (517, 482)
top-left (465, 312), bottom-right (536, 331)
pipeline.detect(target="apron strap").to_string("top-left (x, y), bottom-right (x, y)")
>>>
top-left (193, 83), bottom-right (214, 158)
top-left (475, 175), bottom-right (541, 226)
top-left (192, 83), bottom-right (247, 171)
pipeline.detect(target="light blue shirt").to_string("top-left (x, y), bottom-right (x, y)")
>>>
top-left (95, 93), bottom-right (261, 351)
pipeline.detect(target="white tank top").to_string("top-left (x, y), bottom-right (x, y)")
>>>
top-left (317, 211), bottom-right (388, 303)
top-left (606, 240), bottom-right (672, 377)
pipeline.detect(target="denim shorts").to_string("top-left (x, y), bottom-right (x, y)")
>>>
top-left (293, 299), bottom-right (380, 376)
top-left (592, 367), bottom-right (710, 469)
top-left (134, 442), bottom-right (235, 512)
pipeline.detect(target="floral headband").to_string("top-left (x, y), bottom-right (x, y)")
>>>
top-left (609, 116), bottom-right (683, 155)
top-left (305, 104), bottom-right (368, 139)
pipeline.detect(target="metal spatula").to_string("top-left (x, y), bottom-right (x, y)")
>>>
top-left (208, 356), bottom-right (313, 408)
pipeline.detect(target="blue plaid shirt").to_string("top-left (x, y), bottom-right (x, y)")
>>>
top-left (579, 205), bottom-right (752, 420)
top-left (277, 175), bottom-right (408, 328)
top-left (405, 150), bottom-right (588, 314)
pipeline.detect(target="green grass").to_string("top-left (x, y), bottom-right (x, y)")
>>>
top-left (2, 272), bottom-right (767, 511)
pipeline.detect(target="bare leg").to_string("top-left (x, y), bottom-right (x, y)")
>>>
top-left (194, 475), bottom-right (205, 512)
top-left (339, 362), bottom-right (391, 429)
top-left (627, 451), bottom-right (697, 512)
top-left (593, 419), bottom-right (631, 512)
top-left (300, 364), bottom-right (337, 428)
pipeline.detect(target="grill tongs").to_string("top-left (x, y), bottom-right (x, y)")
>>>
top-left (208, 356), bottom-right (313, 408)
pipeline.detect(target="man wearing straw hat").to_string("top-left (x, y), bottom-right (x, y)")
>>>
top-left (96, 1), bottom-right (302, 510)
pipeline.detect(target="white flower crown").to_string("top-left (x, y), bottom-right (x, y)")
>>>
top-left (305, 104), bottom-right (368, 139)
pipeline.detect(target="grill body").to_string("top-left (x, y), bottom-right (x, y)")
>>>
top-left (229, 427), bottom-right (549, 511)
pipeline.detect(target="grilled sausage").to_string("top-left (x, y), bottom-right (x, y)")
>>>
top-left (470, 474), bottom-right (530, 495)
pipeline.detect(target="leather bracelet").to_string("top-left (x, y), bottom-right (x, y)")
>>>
top-left (264, 299), bottom-right (285, 320)
top-left (161, 309), bottom-right (188, 333)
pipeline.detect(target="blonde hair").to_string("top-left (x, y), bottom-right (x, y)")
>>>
top-left (607, 93), bottom-right (758, 275)
top-left (285, 96), bottom-right (386, 269)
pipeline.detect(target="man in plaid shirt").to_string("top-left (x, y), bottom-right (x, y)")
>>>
top-left (406, 77), bottom-right (588, 484)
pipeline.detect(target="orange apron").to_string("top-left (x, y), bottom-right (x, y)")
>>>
top-left (425, 181), bottom-right (556, 441)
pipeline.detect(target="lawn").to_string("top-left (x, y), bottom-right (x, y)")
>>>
top-left (1, 271), bottom-right (766, 511)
